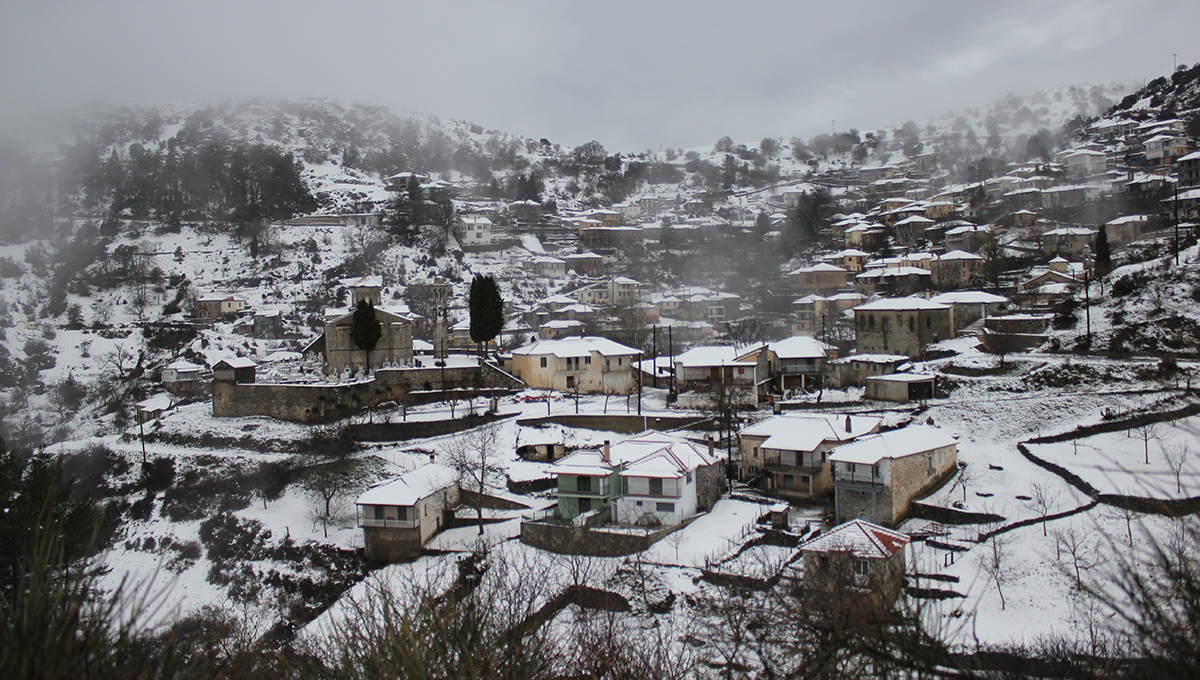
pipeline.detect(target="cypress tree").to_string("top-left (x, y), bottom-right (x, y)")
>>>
top-left (349, 299), bottom-right (382, 371)
top-left (468, 274), bottom-right (504, 355)
top-left (1095, 224), bottom-right (1112, 276)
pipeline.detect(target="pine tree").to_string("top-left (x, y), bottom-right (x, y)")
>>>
top-left (349, 299), bottom-right (382, 371)
top-left (468, 274), bottom-right (504, 356)
top-left (1095, 224), bottom-right (1112, 276)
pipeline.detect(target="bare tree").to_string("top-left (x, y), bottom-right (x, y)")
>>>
top-left (977, 528), bottom-right (1017, 610)
top-left (1029, 480), bottom-right (1062, 536)
top-left (1133, 421), bottom-right (1162, 465)
top-left (1162, 441), bottom-right (1191, 494)
top-left (302, 454), bottom-right (369, 538)
top-left (1052, 524), bottom-right (1096, 588)
top-left (443, 424), bottom-right (506, 535)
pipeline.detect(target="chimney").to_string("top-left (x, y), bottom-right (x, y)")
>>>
top-left (707, 435), bottom-right (714, 458)
top-left (845, 414), bottom-right (853, 433)
top-left (603, 440), bottom-right (611, 463)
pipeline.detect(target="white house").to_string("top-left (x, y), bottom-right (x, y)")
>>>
top-left (457, 214), bottom-right (493, 246)
top-left (356, 463), bottom-right (460, 562)
top-left (509, 336), bottom-right (641, 393)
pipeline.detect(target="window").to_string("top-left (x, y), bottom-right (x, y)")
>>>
top-left (585, 356), bottom-right (591, 364)
top-left (617, 358), bottom-right (622, 366)
top-left (579, 497), bottom-right (592, 513)
top-left (873, 464), bottom-right (881, 478)
top-left (649, 478), bottom-right (663, 496)
top-left (656, 502), bottom-right (675, 513)
top-left (374, 506), bottom-right (385, 520)
top-left (782, 475), bottom-right (794, 489)
top-left (908, 316), bottom-right (914, 331)
top-left (577, 476), bottom-right (592, 493)
top-left (540, 357), bottom-right (547, 368)
top-left (856, 560), bottom-right (870, 576)
top-left (686, 470), bottom-right (693, 483)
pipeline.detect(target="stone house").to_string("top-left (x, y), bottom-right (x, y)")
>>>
top-left (509, 336), bottom-right (640, 393)
top-left (739, 413), bottom-right (883, 499)
top-left (212, 357), bottom-right (256, 384)
top-left (852, 297), bottom-right (953, 359)
top-left (930, 250), bottom-right (984, 290)
top-left (799, 519), bottom-right (909, 606)
top-left (829, 425), bottom-right (958, 527)
top-left (194, 295), bottom-right (248, 319)
top-left (356, 463), bottom-right (460, 563)
top-left (1041, 227), bottom-right (1096, 258)
top-left (929, 290), bottom-right (1008, 329)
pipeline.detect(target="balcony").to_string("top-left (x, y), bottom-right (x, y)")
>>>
top-left (358, 517), bottom-right (419, 529)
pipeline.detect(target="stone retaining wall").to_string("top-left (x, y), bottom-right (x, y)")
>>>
top-left (519, 521), bottom-right (676, 557)
top-left (213, 364), bottom-right (525, 423)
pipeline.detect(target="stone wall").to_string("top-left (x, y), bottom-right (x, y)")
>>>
top-left (889, 444), bottom-right (958, 523)
top-left (695, 460), bottom-right (727, 512)
top-left (515, 414), bottom-right (707, 434)
top-left (363, 525), bottom-right (424, 563)
top-left (213, 364), bottom-right (525, 423)
top-left (836, 484), bottom-right (894, 525)
top-left (348, 413), bottom-right (515, 442)
top-left (520, 520), bottom-right (677, 557)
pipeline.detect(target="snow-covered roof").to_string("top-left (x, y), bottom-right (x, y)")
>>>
top-left (867, 372), bottom-right (936, 383)
top-left (800, 519), bottom-right (908, 559)
top-left (937, 250), bottom-right (984, 262)
top-left (339, 275), bottom-right (384, 288)
top-left (166, 359), bottom-right (203, 372)
top-left (828, 425), bottom-right (957, 465)
top-left (674, 343), bottom-right (764, 367)
top-left (789, 263), bottom-right (847, 275)
top-left (136, 394), bottom-right (175, 412)
top-left (356, 463), bottom-right (457, 507)
top-left (768, 336), bottom-right (832, 359)
top-left (511, 336), bottom-right (641, 358)
top-left (833, 353), bottom-right (910, 365)
top-left (741, 413), bottom-right (883, 451)
top-left (214, 357), bottom-right (257, 369)
top-left (853, 297), bottom-right (948, 312)
top-left (929, 291), bottom-right (1008, 305)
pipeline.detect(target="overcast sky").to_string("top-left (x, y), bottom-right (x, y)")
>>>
top-left (1, 0), bottom-right (1196, 152)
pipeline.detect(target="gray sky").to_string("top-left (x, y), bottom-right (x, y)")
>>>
top-left (1, 0), bottom-right (1196, 152)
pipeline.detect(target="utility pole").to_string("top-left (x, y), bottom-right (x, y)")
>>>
top-left (652, 325), bottom-right (658, 389)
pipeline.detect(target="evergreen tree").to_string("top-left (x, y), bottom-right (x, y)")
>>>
top-left (468, 274), bottom-right (504, 356)
top-left (1095, 224), bottom-right (1112, 276)
top-left (349, 299), bottom-right (382, 371)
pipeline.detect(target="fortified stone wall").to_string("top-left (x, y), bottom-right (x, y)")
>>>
top-left (213, 364), bottom-right (525, 423)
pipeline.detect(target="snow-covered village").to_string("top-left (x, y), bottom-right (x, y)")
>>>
top-left (4, 4), bottom-right (1200, 678)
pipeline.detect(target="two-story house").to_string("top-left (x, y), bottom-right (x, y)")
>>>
top-left (509, 336), bottom-right (640, 393)
top-left (356, 463), bottom-right (460, 562)
top-left (673, 343), bottom-right (769, 407)
top-left (853, 297), bottom-right (954, 359)
top-left (828, 425), bottom-right (958, 526)
top-left (767, 336), bottom-right (835, 391)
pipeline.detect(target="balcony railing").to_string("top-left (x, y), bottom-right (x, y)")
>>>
top-left (834, 471), bottom-right (885, 486)
top-left (359, 517), bottom-right (419, 529)
top-left (764, 461), bottom-right (824, 474)
top-left (777, 364), bottom-right (819, 375)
